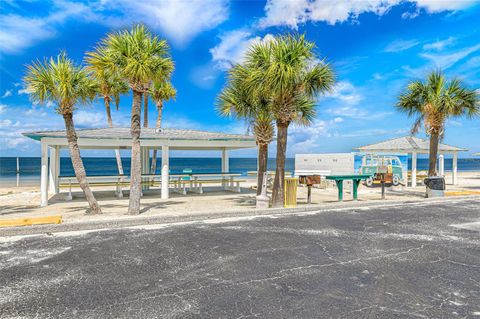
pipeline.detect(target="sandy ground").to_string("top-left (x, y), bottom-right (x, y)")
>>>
top-left (1, 171), bottom-right (479, 224)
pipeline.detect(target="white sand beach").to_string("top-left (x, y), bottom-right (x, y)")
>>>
top-left (1, 171), bottom-right (479, 226)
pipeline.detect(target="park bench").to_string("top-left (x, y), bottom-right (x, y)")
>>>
top-left (325, 174), bottom-right (373, 201)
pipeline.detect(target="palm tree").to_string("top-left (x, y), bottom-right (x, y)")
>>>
top-left (218, 64), bottom-right (274, 196)
top-left (85, 47), bottom-right (129, 188)
top-left (88, 24), bottom-right (174, 215)
top-left (149, 80), bottom-right (176, 174)
top-left (397, 70), bottom-right (480, 176)
top-left (242, 35), bottom-right (335, 207)
top-left (143, 86), bottom-right (150, 128)
top-left (24, 52), bottom-right (102, 214)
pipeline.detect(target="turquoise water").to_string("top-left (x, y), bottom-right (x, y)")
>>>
top-left (1, 157), bottom-right (479, 187)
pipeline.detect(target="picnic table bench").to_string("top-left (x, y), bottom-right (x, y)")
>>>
top-left (325, 174), bottom-right (373, 201)
top-left (170, 172), bottom-right (244, 194)
top-left (60, 172), bottom-right (246, 199)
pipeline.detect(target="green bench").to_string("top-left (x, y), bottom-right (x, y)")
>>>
top-left (326, 174), bottom-right (373, 201)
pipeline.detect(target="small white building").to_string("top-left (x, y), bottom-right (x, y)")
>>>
top-left (23, 127), bottom-right (257, 206)
top-left (354, 136), bottom-right (467, 187)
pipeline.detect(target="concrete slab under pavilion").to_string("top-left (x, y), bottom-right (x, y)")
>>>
top-left (354, 136), bottom-right (467, 187)
top-left (23, 128), bottom-right (257, 206)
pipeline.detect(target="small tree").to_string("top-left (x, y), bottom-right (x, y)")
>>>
top-left (243, 35), bottom-right (335, 207)
top-left (397, 71), bottom-right (480, 176)
top-left (86, 47), bottom-right (129, 184)
top-left (24, 53), bottom-right (102, 214)
top-left (88, 24), bottom-right (174, 215)
top-left (218, 64), bottom-right (274, 195)
top-left (149, 80), bottom-right (176, 174)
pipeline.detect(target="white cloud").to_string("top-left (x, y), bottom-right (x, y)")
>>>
top-left (1, 0), bottom-right (228, 54)
top-left (340, 127), bottom-right (409, 138)
top-left (0, 104), bottom-right (6, 114)
top-left (17, 88), bottom-right (30, 95)
top-left (327, 105), bottom-right (392, 120)
top-left (0, 15), bottom-right (55, 54)
top-left (104, 0), bottom-right (229, 46)
top-left (74, 110), bottom-right (106, 128)
top-left (324, 81), bottom-right (363, 106)
top-left (259, 0), bottom-right (477, 28)
top-left (288, 119), bottom-right (333, 153)
top-left (0, 1), bottom-right (99, 54)
top-left (1, 90), bottom-right (13, 98)
top-left (384, 39), bottom-right (420, 52)
top-left (420, 43), bottom-right (480, 69)
top-left (210, 30), bottom-right (274, 70)
top-left (423, 37), bottom-right (456, 51)
top-left (414, 0), bottom-right (478, 13)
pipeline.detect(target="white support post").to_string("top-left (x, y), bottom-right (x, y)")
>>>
top-left (161, 145), bottom-right (169, 199)
top-left (439, 154), bottom-right (444, 176)
top-left (48, 146), bottom-right (60, 194)
top-left (141, 147), bottom-right (150, 191)
top-left (221, 148), bottom-right (229, 188)
top-left (40, 141), bottom-right (49, 206)
top-left (411, 152), bottom-right (417, 187)
top-left (452, 152), bottom-right (458, 185)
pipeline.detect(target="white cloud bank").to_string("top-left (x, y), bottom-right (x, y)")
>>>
top-left (259, 0), bottom-right (478, 28)
top-left (210, 30), bottom-right (274, 70)
top-left (1, 0), bottom-right (229, 55)
top-left (103, 0), bottom-right (229, 46)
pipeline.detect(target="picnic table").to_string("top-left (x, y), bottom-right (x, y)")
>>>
top-left (59, 172), bottom-right (246, 198)
top-left (169, 172), bottom-right (243, 194)
top-left (325, 174), bottom-right (373, 201)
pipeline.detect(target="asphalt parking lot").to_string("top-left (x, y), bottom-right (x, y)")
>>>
top-left (1, 198), bottom-right (479, 318)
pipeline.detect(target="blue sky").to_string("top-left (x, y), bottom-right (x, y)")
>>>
top-left (1, 0), bottom-right (479, 158)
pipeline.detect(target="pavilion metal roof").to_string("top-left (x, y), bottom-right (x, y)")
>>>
top-left (23, 127), bottom-right (256, 142)
top-left (354, 136), bottom-right (467, 153)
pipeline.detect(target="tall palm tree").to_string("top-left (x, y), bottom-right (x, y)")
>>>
top-left (149, 80), bottom-right (176, 174)
top-left (24, 52), bottom-right (102, 214)
top-left (397, 70), bottom-right (480, 176)
top-left (143, 86), bottom-right (150, 128)
top-left (88, 24), bottom-right (174, 215)
top-left (218, 64), bottom-right (274, 196)
top-left (85, 48), bottom-right (129, 187)
top-left (242, 35), bottom-right (335, 207)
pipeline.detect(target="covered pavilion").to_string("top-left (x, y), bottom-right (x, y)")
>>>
top-left (23, 127), bottom-right (257, 206)
top-left (354, 136), bottom-right (467, 187)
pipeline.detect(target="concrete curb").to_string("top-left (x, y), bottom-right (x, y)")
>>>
top-left (1, 195), bottom-right (479, 237)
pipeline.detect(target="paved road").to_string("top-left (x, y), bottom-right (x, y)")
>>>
top-left (1, 199), bottom-right (479, 318)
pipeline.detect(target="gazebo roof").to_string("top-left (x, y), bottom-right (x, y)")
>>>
top-left (23, 127), bottom-right (254, 141)
top-left (354, 136), bottom-right (467, 154)
top-left (23, 127), bottom-right (257, 150)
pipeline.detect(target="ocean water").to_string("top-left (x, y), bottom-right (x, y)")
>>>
top-left (1, 157), bottom-right (479, 187)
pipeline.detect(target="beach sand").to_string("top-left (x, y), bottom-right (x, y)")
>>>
top-left (1, 171), bottom-right (479, 225)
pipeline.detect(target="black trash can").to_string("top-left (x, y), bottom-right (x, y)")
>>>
top-left (424, 176), bottom-right (445, 198)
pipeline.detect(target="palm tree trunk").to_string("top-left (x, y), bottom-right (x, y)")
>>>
top-left (62, 112), bottom-right (102, 214)
top-left (272, 122), bottom-right (288, 207)
top-left (128, 90), bottom-right (142, 215)
top-left (428, 132), bottom-right (440, 176)
top-left (150, 101), bottom-right (163, 174)
top-left (104, 97), bottom-right (125, 178)
top-left (143, 93), bottom-right (149, 128)
top-left (257, 143), bottom-right (268, 196)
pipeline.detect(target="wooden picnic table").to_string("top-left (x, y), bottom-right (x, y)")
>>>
top-left (326, 174), bottom-right (373, 201)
